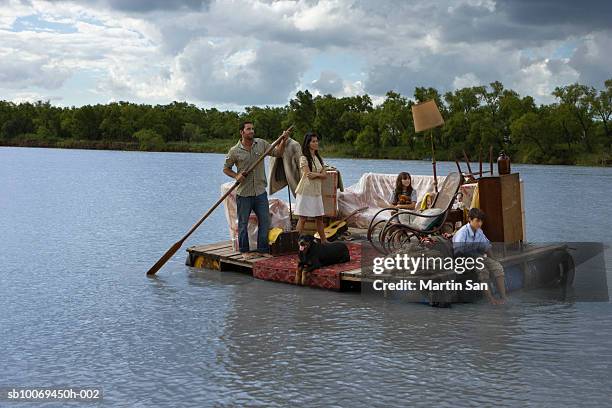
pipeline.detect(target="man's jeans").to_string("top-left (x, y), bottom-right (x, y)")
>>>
top-left (236, 192), bottom-right (270, 253)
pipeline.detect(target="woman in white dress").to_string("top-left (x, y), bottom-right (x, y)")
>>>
top-left (295, 131), bottom-right (327, 243)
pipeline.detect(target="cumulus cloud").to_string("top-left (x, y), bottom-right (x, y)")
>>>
top-left (8, 91), bottom-right (64, 103)
top-left (497, 0), bottom-right (612, 33)
top-left (79, 0), bottom-right (211, 13)
top-left (310, 70), bottom-right (366, 98)
top-left (569, 31), bottom-right (612, 88)
top-left (0, 0), bottom-right (33, 29)
top-left (0, 47), bottom-right (70, 89)
top-left (174, 39), bottom-right (308, 105)
top-left (453, 73), bottom-right (480, 90)
top-left (0, 0), bottom-right (610, 107)
top-left (440, 0), bottom-right (612, 46)
top-left (311, 70), bottom-right (344, 95)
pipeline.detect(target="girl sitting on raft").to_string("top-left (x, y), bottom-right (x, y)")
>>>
top-left (390, 172), bottom-right (417, 210)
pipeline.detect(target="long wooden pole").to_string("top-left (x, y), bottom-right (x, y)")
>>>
top-left (462, 149), bottom-right (473, 176)
top-left (430, 129), bottom-right (438, 192)
top-left (287, 185), bottom-right (293, 229)
top-left (489, 145), bottom-right (494, 175)
top-left (455, 159), bottom-right (462, 175)
top-left (146, 125), bottom-right (293, 276)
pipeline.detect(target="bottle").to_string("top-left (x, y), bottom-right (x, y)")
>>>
top-left (497, 150), bottom-right (511, 175)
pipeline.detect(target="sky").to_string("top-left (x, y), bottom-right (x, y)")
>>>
top-left (1, 0), bottom-right (610, 109)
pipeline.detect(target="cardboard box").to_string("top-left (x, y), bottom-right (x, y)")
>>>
top-left (322, 170), bottom-right (338, 217)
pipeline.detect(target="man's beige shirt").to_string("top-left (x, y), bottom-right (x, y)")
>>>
top-left (224, 138), bottom-right (281, 197)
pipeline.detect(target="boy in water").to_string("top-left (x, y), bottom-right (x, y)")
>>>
top-left (452, 208), bottom-right (507, 305)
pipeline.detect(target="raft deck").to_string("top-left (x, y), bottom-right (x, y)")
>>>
top-left (186, 230), bottom-right (569, 292)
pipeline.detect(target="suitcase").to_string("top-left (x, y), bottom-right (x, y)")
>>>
top-left (269, 231), bottom-right (300, 256)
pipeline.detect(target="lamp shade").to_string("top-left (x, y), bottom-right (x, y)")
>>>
top-left (412, 99), bottom-right (444, 133)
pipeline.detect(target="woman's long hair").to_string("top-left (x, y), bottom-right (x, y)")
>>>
top-left (393, 172), bottom-right (413, 204)
top-left (301, 131), bottom-right (324, 171)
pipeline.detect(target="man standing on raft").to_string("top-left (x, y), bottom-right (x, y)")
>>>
top-left (223, 121), bottom-right (290, 260)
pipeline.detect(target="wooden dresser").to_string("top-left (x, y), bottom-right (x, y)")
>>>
top-left (477, 173), bottom-right (523, 243)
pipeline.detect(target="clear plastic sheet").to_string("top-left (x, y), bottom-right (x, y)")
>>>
top-left (221, 173), bottom-right (479, 247)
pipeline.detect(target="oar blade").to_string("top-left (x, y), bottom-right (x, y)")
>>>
top-left (146, 240), bottom-right (183, 276)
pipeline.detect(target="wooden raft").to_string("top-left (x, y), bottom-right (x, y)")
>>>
top-left (186, 240), bottom-right (567, 288)
top-left (186, 241), bottom-right (263, 270)
top-left (186, 240), bottom-right (361, 284)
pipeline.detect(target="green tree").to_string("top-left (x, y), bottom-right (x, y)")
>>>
top-left (553, 83), bottom-right (596, 151)
top-left (443, 86), bottom-right (480, 151)
top-left (1, 79), bottom-right (611, 165)
top-left (66, 105), bottom-right (103, 140)
top-left (1, 118), bottom-right (29, 139)
top-left (510, 111), bottom-right (554, 161)
top-left (287, 90), bottom-right (316, 137)
top-left (99, 103), bottom-right (126, 141)
top-left (205, 108), bottom-right (240, 139)
top-left (314, 95), bottom-right (346, 144)
top-left (182, 123), bottom-right (205, 143)
top-left (587, 78), bottom-right (612, 148)
top-left (378, 91), bottom-right (412, 148)
top-left (355, 125), bottom-right (379, 155)
top-left (245, 106), bottom-right (286, 140)
top-left (414, 86), bottom-right (445, 109)
top-left (134, 129), bottom-right (164, 151)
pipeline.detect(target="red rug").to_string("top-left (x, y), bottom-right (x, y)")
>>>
top-left (252, 243), bottom-right (362, 290)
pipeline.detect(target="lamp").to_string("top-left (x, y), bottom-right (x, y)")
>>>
top-left (412, 99), bottom-right (444, 192)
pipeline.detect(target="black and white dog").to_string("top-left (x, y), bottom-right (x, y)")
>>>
top-left (296, 235), bottom-right (350, 285)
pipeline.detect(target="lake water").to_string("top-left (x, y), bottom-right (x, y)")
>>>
top-left (1, 147), bottom-right (611, 407)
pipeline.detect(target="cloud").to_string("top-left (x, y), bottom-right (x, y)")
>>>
top-left (453, 73), bottom-right (480, 90)
top-left (513, 58), bottom-right (579, 102)
top-left (0, 0), bottom-right (610, 107)
top-left (497, 0), bottom-right (612, 32)
top-left (311, 70), bottom-right (344, 95)
top-left (440, 0), bottom-right (612, 46)
top-left (0, 0), bottom-right (34, 29)
top-left (363, 39), bottom-right (583, 104)
top-left (8, 91), bottom-right (64, 103)
top-left (309, 70), bottom-right (366, 98)
top-left (568, 30), bottom-right (612, 88)
top-left (173, 39), bottom-right (308, 105)
top-left (0, 47), bottom-right (70, 89)
top-left (80, 0), bottom-right (211, 13)
top-left (364, 40), bottom-right (511, 97)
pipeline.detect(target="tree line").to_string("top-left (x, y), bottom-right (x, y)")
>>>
top-left (1, 79), bottom-right (610, 165)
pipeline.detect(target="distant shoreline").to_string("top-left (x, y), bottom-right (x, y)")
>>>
top-left (3, 140), bottom-right (610, 167)
top-left (3, 80), bottom-right (611, 167)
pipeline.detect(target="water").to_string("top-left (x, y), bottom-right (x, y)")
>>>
top-left (1, 147), bottom-right (611, 407)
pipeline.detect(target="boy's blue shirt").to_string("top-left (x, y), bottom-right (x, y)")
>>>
top-left (452, 223), bottom-right (492, 256)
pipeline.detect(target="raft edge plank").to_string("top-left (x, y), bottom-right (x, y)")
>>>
top-left (219, 258), bottom-right (251, 268)
top-left (213, 248), bottom-right (241, 257)
top-left (341, 268), bottom-right (363, 281)
top-left (188, 241), bottom-right (233, 252)
top-left (498, 244), bottom-right (566, 265)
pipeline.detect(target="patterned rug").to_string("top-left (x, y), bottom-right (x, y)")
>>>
top-left (252, 243), bottom-right (362, 290)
